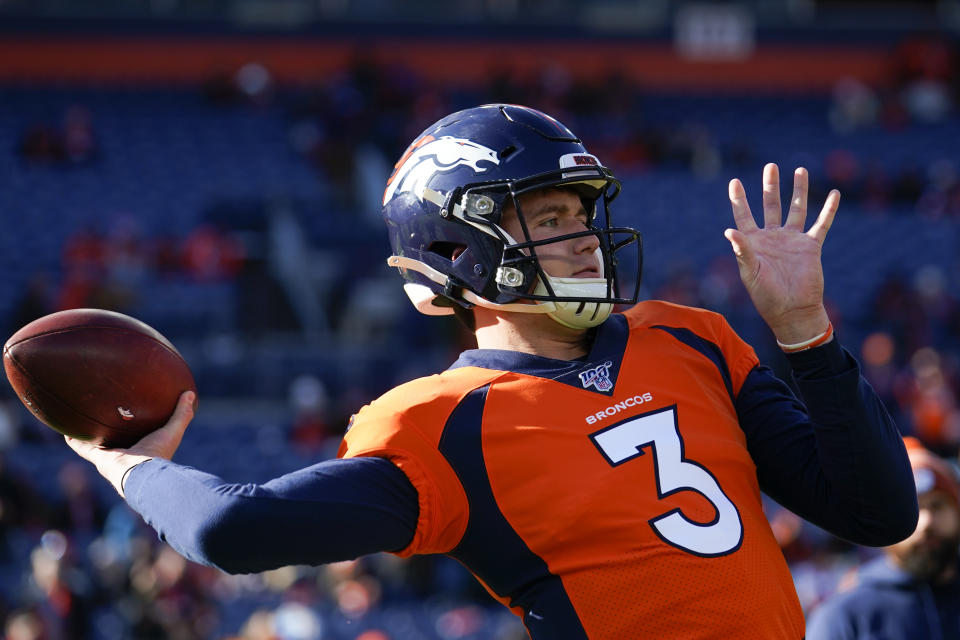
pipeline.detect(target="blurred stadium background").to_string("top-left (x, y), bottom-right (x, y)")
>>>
top-left (1, 0), bottom-right (959, 638)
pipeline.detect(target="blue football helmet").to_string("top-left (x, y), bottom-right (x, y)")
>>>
top-left (382, 104), bottom-right (642, 329)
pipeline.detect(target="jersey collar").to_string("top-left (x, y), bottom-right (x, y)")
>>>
top-left (449, 312), bottom-right (630, 395)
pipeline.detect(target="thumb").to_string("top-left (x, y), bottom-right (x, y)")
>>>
top-left (724, 228), bottom-right (757, 278)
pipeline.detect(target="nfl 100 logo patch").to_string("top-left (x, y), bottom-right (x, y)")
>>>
top-left (579, 361), bottom-right (614, 392)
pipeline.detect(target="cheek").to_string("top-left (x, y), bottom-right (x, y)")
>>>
top-left (932, 508), bottom-right (960, 538)
top-left (534, 243), bottom-right (575, 266)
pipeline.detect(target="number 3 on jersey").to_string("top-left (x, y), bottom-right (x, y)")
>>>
top-left (590, 404), bottom-right (744, 557)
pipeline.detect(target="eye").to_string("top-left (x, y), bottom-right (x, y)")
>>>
top-left (538, 217), bottom-right (559, 228)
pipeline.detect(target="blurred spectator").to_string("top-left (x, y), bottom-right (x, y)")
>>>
top-left (234, 63), bottom-right (275, 107)
top-left (182, 224), bottom-right (245, 282)
top-left (916, 159), bottom-right (960, 219)
top-left (61, 227), bottom-right (106, 278)
top-left (807, 439), bottom-right (960, 639)
top-left (272, 602), bottom-right (324, 640)
top-left (823, 149), bottom-right (861, 203)
top-left (0, 453), bottom-right (46, 560)
top-left (829, 77), bottom-right (880, 133)
top-left (892, 163), bottom-right (926, 205)
top-left (57, 226), bottom-right (133, 313)
top-left (6, 272), bottom-right (53, 338)
top-left (101, 216), bottom-right (150, 296)
top-left (338, 275), bottom-right (408, 345)
top-left (17, 105), bottom-right (99, 166)
top-left (26, 531), bottom-right (98, 639)
top-left (322, 560), bottom-right (382, 621)
top-left (62, 105), bottom-right (99, 165)
top-left (0, 404), bottom-right (19, 451)
top-left (235, 257), bottom-right (301, 339)
top-left (3, 608), bottom-right (49, 640)
top-left (18, 124), bottom-right (64, 165)
top-left (127, 544), bottom-right (221, 638)
top-left (237, 609), bottom-right (276, 640)
top-left (51, 462), bottom-right (107, 539)
top-left (870, 272), bottom-right (930, 358)
top-left (202, 63), bottom-right (275, 107)
top-left (859, 163), bottom-right (891, 214)
top-left (893, 36), bottom-right (956, 124)
top-left (859, 331), bottom-right (904, 425)
top-left (895, 348), bottom-right (960, 456)
top-left (288, 375), bottom-right (335, 454)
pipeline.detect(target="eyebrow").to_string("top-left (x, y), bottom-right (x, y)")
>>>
top-left (526, 201), bottom-right (587, 219)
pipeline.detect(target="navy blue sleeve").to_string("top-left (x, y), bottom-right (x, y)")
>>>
top-left (123, 456), bottom-right (419, 574)
top-left (736, 338), bottom-right (918, 546)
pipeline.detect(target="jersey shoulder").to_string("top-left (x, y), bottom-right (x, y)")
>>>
top-left (621, 300), bottom-right (759, 392)
top-left (344, 365), bottom-right (506, 455)
top-left (369, 366), bottom-right (506, 423)
top-left (621, 299), bottom-right (729, 337)
top-left (338, 366), bottom-right (506, 556)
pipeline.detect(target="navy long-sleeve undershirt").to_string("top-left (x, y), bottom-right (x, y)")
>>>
top-left (738, 339), bottom-right (917, 546)
top-left (124, 338), bottom-right (918, 574)
top-left (124, 455), bottom-right (419, 574)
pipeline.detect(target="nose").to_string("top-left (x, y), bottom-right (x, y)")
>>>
top-left (573, 226), bottom-right (600, 255)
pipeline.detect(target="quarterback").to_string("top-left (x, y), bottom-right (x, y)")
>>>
top-left (69, 105), bottom-right (918, 639)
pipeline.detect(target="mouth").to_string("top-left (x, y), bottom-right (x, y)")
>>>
top-left (572, 267), bottom-right (601, 278)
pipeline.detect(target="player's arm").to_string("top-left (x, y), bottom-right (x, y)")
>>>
top-left (67, 391), bottom-right (420, 573)
top-left (736, 339), bottom-right (918, 546)
top-left (725, 164), bottom-right (916, 544)
top-left (123, 455), bottom-right (419, 574)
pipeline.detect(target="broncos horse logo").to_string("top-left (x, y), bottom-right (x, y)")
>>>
top-left (382, 135), bottom-right (500, 206)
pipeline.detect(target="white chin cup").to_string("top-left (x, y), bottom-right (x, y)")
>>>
top-left (534, 276), bottom-right (612, 329)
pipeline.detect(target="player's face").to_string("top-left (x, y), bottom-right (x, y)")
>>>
top-left (887, 490), bottom-right (960, 582)
top-left (500, 188), bottom-right (602, 279)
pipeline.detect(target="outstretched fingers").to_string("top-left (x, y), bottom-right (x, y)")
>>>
top-left (784, 167), bottom-right (809, 230)
top-left (808, 189), bottom-right (841, 244)
top-left (761, 163), bottom-right (782, 228)
top-left (728, 178), bottom-right (759, 232)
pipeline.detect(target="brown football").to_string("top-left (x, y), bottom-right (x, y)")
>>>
top-left (3, 308), bottom-right (196, 448)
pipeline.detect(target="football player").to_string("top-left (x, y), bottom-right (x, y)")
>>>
top-left (69, 104), bottom-right (918, 639)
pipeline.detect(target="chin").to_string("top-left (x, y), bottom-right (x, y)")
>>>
top-left (897, 538), bottom-right (960, 581)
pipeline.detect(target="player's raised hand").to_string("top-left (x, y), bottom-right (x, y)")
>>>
top-left (66, 390), bottom-right (196, 497)
top-left (725, 163), bottom-right (839, 345)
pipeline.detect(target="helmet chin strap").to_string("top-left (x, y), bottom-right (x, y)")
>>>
top-left (387, 256), bottom-right (612, 329)
top-left (534, 277), bottom-right (612, 329)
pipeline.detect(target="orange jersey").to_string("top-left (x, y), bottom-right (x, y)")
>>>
top-left (338, 301), bottom-right (804, 639)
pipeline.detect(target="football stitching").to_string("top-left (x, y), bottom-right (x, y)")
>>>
top-left (5, 324), bottom-right (183, 359)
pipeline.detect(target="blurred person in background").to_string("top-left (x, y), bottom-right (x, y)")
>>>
top-left (66, 104), bottom-right (917, 639)
top-left (3, 608), bottom-right (48, 640)
top-left (25, 530), bottom-right (98, 639)
top-left (807, 437), bottom-right (960, 639)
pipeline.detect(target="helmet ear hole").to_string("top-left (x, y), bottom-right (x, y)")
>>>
top-left (427, 242), bottom-right (467, 262)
